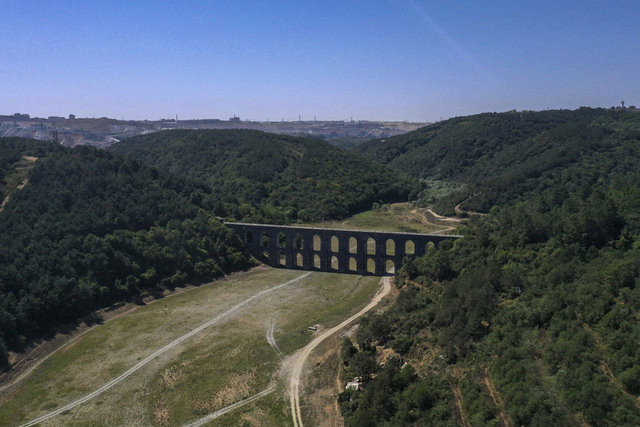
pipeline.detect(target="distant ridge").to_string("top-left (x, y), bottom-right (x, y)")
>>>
top-left (0, 114), bottom-right (425, 148)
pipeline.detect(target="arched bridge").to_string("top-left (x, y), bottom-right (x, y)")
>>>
top-left (225, 222), bottom-right (461, 276)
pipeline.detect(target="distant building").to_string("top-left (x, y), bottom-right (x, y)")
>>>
top-left (68, 114), bottom-right (76, 120)
top-left (229, 115), bottom-right (241, 122)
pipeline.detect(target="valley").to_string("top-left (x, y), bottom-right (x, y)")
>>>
top-left (2, 108), bottom-right (640, 425)
top-left (4, 2), bottom-right (639, 425)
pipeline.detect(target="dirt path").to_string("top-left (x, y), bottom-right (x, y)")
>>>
top-left (483, 367), bottom-right (511, 427)
top-left (288, 276), bottom-right (391, 427)
top-left (266, 321), bottom-right (283, 358)
top-left (0, 177), bottom-right (29, 212)
top-left (425, 208), bottom-right (464, 223)
top-left (414, 208), bottom-right (459, 233)
top-left (0, 156), bottom-right (37, 213)
top-left (182, 383), bottom-right (277, 427)
top-left (451, 382), bottom-right (470, 427)
top-left (18, 272), bottom-right (311, 427)
top-left (454, 202), bottom-right (488, 217)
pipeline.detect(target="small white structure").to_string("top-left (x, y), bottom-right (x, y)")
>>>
top-left (346, 378), bottom-right (362, 391)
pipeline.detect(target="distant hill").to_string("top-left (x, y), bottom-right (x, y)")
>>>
top-left (0, 113), bottom-right (423, 147)
top-left (111, 129), bottom-right (411, 222)
top-left (360, 108), bottom-right (640, 213)
top-left (0, 139), bottom-right (250, 368)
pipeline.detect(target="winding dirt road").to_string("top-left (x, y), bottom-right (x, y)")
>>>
top-left (288, 276), bottom-right (391, 427)
top-left (19, 272), bottom-right (311, 427)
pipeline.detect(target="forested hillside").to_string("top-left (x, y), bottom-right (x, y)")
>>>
top-left (0, 140), bottom-right (250, 368)
top-left (4, 110), bottom-right (640, 425)
top-left (360, 108), bottom-right (640, 214)
top-left (341, 109), bottom-right (640, 425)
top-left (0, 129), bottom-right (408, 371)
top-left (110, 129), bottom-right (410, 223)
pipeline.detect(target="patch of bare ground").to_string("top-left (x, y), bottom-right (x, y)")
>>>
top-left (376, 346), bottom-right (400, 366)
top-left (194, 369), bottom-right (257, 412)
top-left (483, 367), bottom-right (512, 427)
top-left (451, 380), bottom-right (470, 427)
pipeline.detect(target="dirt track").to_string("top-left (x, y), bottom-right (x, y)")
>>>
top-left (183, 383), bottom-right (277, 427)
top-left (288, 276), bottom-right (392, 427)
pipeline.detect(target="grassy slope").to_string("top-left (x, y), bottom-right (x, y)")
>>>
top-left (0, 268), bottom-right (380, 426)
top-left (305, 202), bottom-right (451, 234)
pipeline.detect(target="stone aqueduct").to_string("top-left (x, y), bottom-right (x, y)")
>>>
top-left (225, 222), bottom-right (461, 276)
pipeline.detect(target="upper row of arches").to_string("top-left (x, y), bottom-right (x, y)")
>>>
top-left (245, 230), bottom-right (436, 256)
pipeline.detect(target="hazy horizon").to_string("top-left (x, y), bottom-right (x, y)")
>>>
top-left (2, 1), bottom-right (639, 122)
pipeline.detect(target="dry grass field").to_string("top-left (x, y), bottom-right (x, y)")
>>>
top-left (0, 267), bottom-right (380, 426)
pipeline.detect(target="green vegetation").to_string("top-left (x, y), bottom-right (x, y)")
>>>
top-left (0, 129), bottom-right (407, 371)
top-left (323, 136), bottom-right (369, 150)
top-left (110, 129), bottom-right (410, 223)
top-left (360, 108), bottom-right (640, 214)
top-left (339, 337), bottom-right (454, 426)
top-left (4, 108), bottom-right (640, 425)
top-left (0, 141), bottom-right (250, 368)
top-left (342, 108), bottom-right (640, 425)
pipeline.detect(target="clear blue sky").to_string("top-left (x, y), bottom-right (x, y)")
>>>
top-left (1, 0), bottom-right (639, 122)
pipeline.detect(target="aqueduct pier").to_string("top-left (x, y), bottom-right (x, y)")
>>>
top-left (226, 222), bottom-right (461, 276)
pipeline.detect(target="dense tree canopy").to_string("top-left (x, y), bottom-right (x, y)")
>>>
top-left (360, 108), bottom-right (640, 214)
top-left (110, 129), bottom-right (410, 223)
top-left (343, 108), bottom-right (640, 425)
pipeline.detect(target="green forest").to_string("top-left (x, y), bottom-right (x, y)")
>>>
top-left (110, 129), bottom-right (410, 223)
top-left (2, 109), bottom-right (640, 425)
top-left (341, 108), bottom-right (640, 425)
